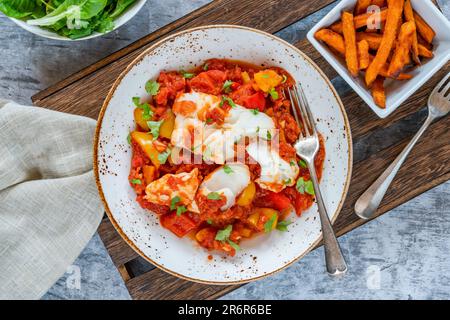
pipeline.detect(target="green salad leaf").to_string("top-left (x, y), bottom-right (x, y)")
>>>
top-left (0, 0), bottom-right (138, 39)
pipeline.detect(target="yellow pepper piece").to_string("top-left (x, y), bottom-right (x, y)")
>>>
top-left (237, 182), bottom-right (256, 206)
top-left (134, 108), bottom-right (149, 131)
top-left (142, 165), bottom-right (156, 185)
top-left (131, 131), bottom-right (160, 168)
top-left (254, 70), bottom-right (283, 93)
top-left (159, 110), bottom-right (175, 139)
top-left (240, 228), bottom-right (253, 238)
top-left (262, 208), bottom-right (278, 231)
top-left (247, 212), bottom-right (260, 227)
top-left (241, 71), bottom-right (251, 84)
top-left (195, 228), bottom-right (211, 242)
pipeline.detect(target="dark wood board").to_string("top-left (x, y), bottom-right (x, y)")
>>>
top-left (32, 0), bottom-right (449, 300)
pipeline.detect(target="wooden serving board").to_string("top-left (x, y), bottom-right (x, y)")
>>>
top-left (32, 0), bottom-right (449, 300)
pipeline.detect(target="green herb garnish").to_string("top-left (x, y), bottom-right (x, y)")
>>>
top-left (264, 213), bottom-right (277, 233)
top-left (220, 96), bottom-right (236, 108)
top-left (296, 178), bottom-right (315, 196)
top-left (132, 96), bottom-right (141, 107)
top-left (215, 225), bottom-right (232, 241)
top-left (131, 179), bottom-right (141, 185)
top-left (176, 205), bottom-right (187, 216)
top-left (170, 196), bottom-right (181, 210)
top-left (180, 70), bottom-right (195, 79)
top-left (227, 240), bottom-right (240, 251)
top-left (203, 63), bottom-right (209, 71)
top-left (207, 219), bottom-right (213, 225)
top-left (127, 132), bottom-right (131, 145)
top-left (266, 130), bottom-right (272, 140)
top-left (269, 87), bottom-right (279, 100)
top-left (142, 103), bottom-right (153, 120)
top-left (207, 192), bottom-right (222, 200)
top-left (222, 80), bottom-right (233, 93)
top-left (147, 120), bottom-right (163, 139)
top-left (157, 148), bottom-right (171, 164)
top-left (145, 80), bottom-right (160, 96)
top-left (250, 109), bottom-right (259, 115)
top-left (276, 220), bottom-right (292, 232)
top-left (223, 165), bottom-right (233, 174)
top-left (298, 159), bottom-right (308, 169)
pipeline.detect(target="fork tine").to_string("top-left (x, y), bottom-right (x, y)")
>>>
top-left (441, 81), bottom-right (450, 98)
top-left (287, 87), bottom-right (308, 137)
top-left (297, 84), bottom-right (318, 135)
top-left (433, 72), bottom-right (450, 95)
top-left (293, 84), bottom-right (313, 136)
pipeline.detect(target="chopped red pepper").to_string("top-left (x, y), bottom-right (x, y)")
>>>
top-left (261, 191), bottom-right (292, 211)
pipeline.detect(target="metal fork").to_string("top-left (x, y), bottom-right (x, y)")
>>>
top-left (355, 72), bottom-right (450, 220)
top-left (287, 84), bottom-right (348, 276)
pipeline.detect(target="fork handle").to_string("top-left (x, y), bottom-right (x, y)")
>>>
top-left (355, 114), bottom-right (434, 220)
top-left (308, 163), bottom-right (348, 276)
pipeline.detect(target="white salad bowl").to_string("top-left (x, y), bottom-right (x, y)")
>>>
top-left (308, 0), bottom-right (450, 118)
top-left (8, 0), bottom-right (147, 41)
top-left (95, 25), bottom-right (353, 284)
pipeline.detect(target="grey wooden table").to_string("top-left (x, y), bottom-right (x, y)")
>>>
top-left (1, 0), bottom-right (449, 300)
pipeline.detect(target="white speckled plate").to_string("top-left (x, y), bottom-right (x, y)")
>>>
top-left (94, 25), bottom-right (353, 284)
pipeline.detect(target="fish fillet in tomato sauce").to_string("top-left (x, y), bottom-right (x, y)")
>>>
top-left (128, 59), bottom-right (325, 256)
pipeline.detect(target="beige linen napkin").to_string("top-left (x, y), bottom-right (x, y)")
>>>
top-left (0, 100), bottom-right (103, 299)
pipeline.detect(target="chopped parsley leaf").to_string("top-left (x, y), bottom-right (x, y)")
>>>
top-left (266, 130), bottom-right (272, 140)
top-left (298, 159), bottom-right (308, 169)
top-left (142, 103), bottom-right (153, 120)
top-left (250, 109), bottom-right (259, 115)
top-left (147, 120), bottom-right (163, 139)
top-left (207, 192), bottom-right (222, 200)
top-left (203, 63), bottom-right (209, 71)
top-left (227, 239), bottom-right (240, 251)
top-left (180, 70), bottom-right (195, 79)
top-left (157, 149), bottom-right (171, 164)
top-left (176, 205), bottom-right (187, 216)
top-left (223, 165), bottom-right (233, 174)
top-left (215, 225), bottom-right (232, 241)
top-left (222, 80), bottom-right (233, 93)
top-left (145, 80), bottom-right (160, 96)
top-left (276, 220), bottom-right (292, 232)
top-left (131, 179), bottom-right (141, 185)
top-left (269, 87), bottom-right (279, 100)
top-left (220, 96), bottom-right (236, 108)
top-left (127, 133), bottom-right (131, 145)
top-left (170, 196), bottom-right (181, 210)
top-left (296, 178), bottom-right (315, 196)
top-left (264, 213), bottom-right (277, 233)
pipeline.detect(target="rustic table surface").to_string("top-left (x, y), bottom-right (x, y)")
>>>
top-left (1, 0), bottom-right (449, 300)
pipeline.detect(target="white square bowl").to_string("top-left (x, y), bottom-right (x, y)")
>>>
top-left (307, 0), bottom-right (450, 118)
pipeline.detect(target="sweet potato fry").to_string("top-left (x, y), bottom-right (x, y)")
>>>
top-left (371, 0), bottom-right (386, 8)
top-left (413, 11), bottom-right (435, 44)
top-left (372, 77), bottom-right (386, 108)
top-left (365, 0), bottom-right (404, 87)
top-left (342, 12), bottom-right (359, 76)
top-left (404, 0), bottom-right (420, 64)
top-left (314, 29), bottom-right (345, 55)
top-left (358, 40), bottom-right (370, 70)
top-left (331, 8), bottom-right (388, 34)
top-left (356, 32), bottom-right (382, 50)
top-left (355, 0), bottom-right (372, 15)
top-left (418, 44), bottom-right (434, 58)
top-left (387, 21), bottom-right (416, 78)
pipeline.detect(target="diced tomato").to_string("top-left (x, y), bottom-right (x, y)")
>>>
top-left (294, 193), bottom-right (314, 217)
top-left (189, 70), bottom-right (226, 95)
top-left (160, 212), bottom-right (200, 237)
top-left (261, 191), bottom-right (292, 211)
top-left (154, 72), bottom-right (186, 106)
top-left (241, 92), bottom-right (266, 111)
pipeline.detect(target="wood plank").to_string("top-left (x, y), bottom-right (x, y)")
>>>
top-left (32, 0), bottom-right (335, 105)
top-left (97, 217), bottom-right (138, 267)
